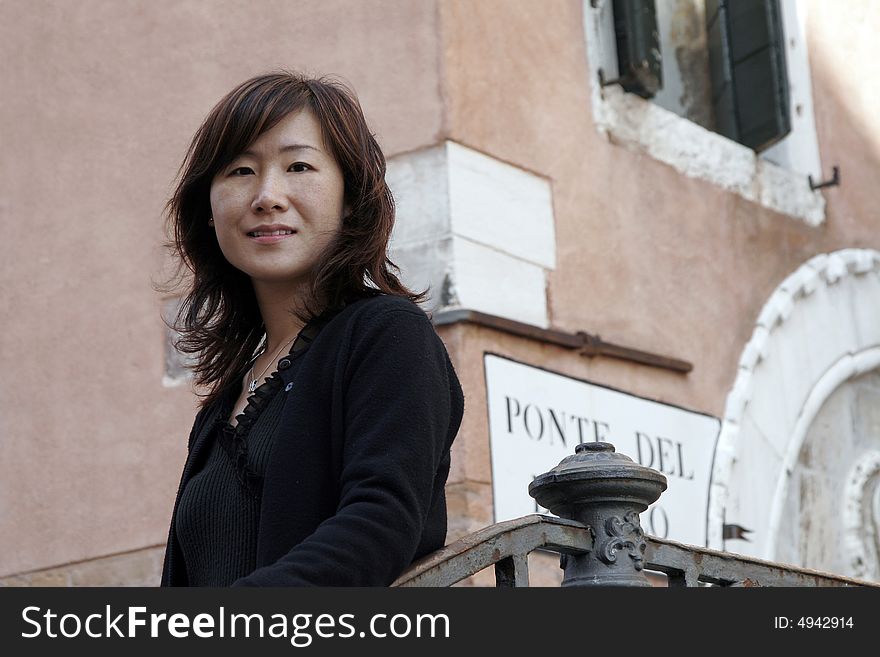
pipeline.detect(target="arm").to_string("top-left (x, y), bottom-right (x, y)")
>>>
top-left (161, 404), bottom-right (213, 587)
top-left (232, 306), bottom-right (460, 586)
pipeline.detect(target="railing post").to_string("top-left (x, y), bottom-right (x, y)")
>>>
top-left (529, 442), bottom-right (667, 586)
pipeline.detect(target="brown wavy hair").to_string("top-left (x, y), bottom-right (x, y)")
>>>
top-left (159, 71), bottom-right (427, 409)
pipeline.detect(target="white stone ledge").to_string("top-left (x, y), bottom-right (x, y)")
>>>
top-left (596, 88), bottom-right (825, 226)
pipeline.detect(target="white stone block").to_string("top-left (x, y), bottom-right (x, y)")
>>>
top-left (855, 249), bottom-right (878, 274)
top-left (446, 142), bottom-right (556, 269)
top-left (451, 236), bottom-right (549, 328)
top-left (823, 252), bottom-right (848, 284)
top-left (756, 292), bottom-right (792, 330)
top-left (748, 326), bottom-right (770, 362)
top-left (800, 266), bottom-right (821, 296)
top-left (385, 141), bottom-right (556, 327)
top-left (738, 339), bottom-right (761, 371)
top-left (779, 263), bottom-right (815, 298)
top-left (725, 369), bottom-right (752, 420)
top-left (386, 145), bottom-right (451, 247)
top-left (387, 237), bottom-right (455, 312)
top-left (806, 252), bottom-right (828, 272)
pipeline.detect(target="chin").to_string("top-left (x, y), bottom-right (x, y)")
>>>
top-left (247, 268), bottom-right (313, 287)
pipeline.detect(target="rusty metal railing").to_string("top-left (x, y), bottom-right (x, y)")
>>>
top-left (393, 514), bottom-right (876, 588)
top-left (394, 443), bottom-right (879, 588)
top-left (393, 515), bottom-right (592, 587)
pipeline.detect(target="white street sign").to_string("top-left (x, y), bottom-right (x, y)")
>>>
top-left (485, 353), bottom-right (720, 546)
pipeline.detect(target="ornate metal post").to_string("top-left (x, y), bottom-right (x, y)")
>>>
top-left (529, 442), bottom-right (667, 586)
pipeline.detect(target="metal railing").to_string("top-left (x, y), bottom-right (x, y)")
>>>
top-left (394, 443), bottom-right (878, 588)
top-left (393, 515), bottom-right (872, 587)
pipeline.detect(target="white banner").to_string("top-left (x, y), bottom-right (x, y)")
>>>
top-left (485, 353), bottom-right (720, 546)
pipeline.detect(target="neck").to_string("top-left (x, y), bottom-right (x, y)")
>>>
top-left (251, 279), bottom-right (312, 353)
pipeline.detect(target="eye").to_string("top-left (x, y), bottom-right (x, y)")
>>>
top-left (230, 166), bottom-right (255, 176)
top-left (289, 162), bottom-right (312, 172)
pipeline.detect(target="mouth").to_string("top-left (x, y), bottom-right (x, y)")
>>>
top-left (247, 227), bottom-right (297, 244)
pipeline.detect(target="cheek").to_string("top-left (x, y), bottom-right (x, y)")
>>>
top-left (209, 186), bottom-right (236, 219)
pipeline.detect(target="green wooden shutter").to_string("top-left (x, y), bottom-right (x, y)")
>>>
top-left (612, 0), bottom-right (662, 99)
top-left (706, 0), bottom-right (790, 151)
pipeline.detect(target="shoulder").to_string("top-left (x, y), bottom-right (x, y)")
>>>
top-left (327, 294), bottom-right (444, 363)
top-left (337, 293), bottom-right (431, 330)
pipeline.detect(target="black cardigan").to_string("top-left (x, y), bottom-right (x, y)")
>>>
top-left (160, 294), bottom-right (465, 586)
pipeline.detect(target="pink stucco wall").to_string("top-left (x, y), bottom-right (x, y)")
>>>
top-left (0, 0), bottom-right (445, 578)
top-left (435, 0), bottom-right (880, 541)
top-left (438, 0), bottom-right (880, 417)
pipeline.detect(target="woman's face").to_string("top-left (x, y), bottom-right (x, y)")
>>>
top-left (209, 108), bottom-right (347, 290)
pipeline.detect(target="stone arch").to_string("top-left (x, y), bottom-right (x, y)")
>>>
top-left (707, 249), bottom-right (880, 570)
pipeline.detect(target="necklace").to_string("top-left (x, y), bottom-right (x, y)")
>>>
top-left (247, 333), bottom-right (297, 393)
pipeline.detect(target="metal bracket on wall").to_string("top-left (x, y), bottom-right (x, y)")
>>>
top-left (808, 165), bottom-right (840, 191)
top-left (432, 308), bottom-right (693, 374)
top-left (597, 68), bottom-right (622, 89)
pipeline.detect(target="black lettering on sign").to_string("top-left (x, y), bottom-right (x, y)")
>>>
top-left (523, 404), bottom-right (545, 440)
top-left (677, 441), bottom-right (694, 480)
top-left (647, 506), bottom-right (669, 539)
top-left (505, 396), bottom-right (521, 434)
top-left (636, 432), bottom-right (654, 468)
top-left (657, 437), bottom-right (675, 476)
top-left (503, 397), bottom-right (615, 449)
top-left (634, 431), bottom-right (694, 480)
top-left (547, 407), bottom-right (567, 447)
top-left (593, 421), bottom-right (611, 443)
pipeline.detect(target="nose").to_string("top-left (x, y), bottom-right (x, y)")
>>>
top-left (251, 171), bottom-right (289, 214)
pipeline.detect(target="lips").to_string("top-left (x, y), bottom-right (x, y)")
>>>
top-left (245, 223), bottom-right (297, 244)
top-left (246, 223), bottom-right (296, 237)
top-left (249, 232), bottom-right (295, 245)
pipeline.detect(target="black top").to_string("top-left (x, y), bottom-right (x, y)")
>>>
top-left (174, 366), bottom-right (289, 586)
top-left (161, 293), bottom-right (465, 586)
top-left (174, 310), bottom-right (329, 586)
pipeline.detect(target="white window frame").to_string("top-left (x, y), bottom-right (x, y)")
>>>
top-left (583, 0), bottom-right (826, 226)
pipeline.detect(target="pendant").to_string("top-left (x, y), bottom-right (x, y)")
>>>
top-left (248, 380), bottom-right (257, 393)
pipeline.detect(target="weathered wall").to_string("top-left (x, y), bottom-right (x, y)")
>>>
top-left (437, 0), bottom-right (879, 419)
top-left (0, 0), bottom-right (444, 579)
top-left (435, 0), bottom-right (880, 565)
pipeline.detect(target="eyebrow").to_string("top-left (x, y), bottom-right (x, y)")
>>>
top-left (240, 143), bottom-right (322, 158)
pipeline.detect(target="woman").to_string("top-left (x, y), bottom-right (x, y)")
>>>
top-left (159, 71), bottom-right (464, 586)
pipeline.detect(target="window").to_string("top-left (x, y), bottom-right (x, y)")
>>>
top-left (585, 0), bottom-right (825, 225)
top-left (705, 0), bottom-right (790, 151)
top-left (611, 0), bottom-right (790, 151)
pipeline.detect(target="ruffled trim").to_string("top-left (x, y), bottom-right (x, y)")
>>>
top-left (214, 303), bottom-right (347, 497)
top-left (214, 369), bottom-right (281, 498)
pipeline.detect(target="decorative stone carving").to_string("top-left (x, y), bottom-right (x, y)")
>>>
top-left (709, 248), bottom-right (880, 557)
top-left (598, 512), bottom-right (647, 571)
top-left (843, 451), bottom-right (880, 581)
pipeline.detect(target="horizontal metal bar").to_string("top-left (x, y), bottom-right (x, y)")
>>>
top-left (392, 515), bottom-right (592, 587)
top-left (644, 536), bottom-right (879, 587)
top-left (433, 309), bottom-right (692, 373)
